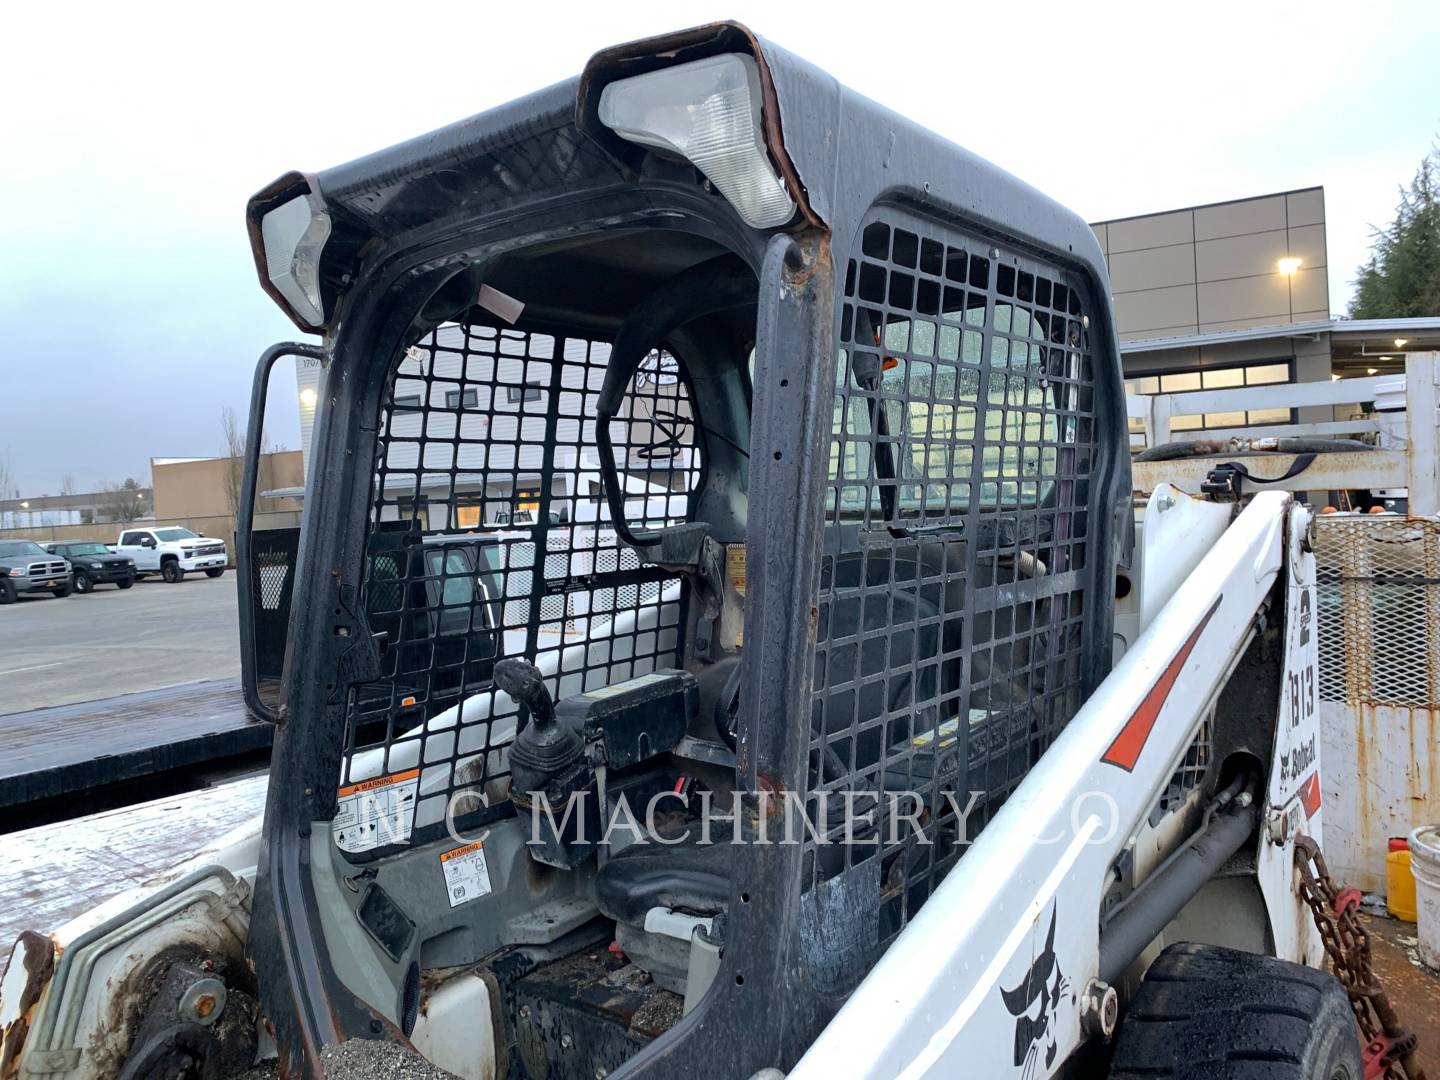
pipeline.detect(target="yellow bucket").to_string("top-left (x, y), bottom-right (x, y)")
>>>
top-left (1387, 841), bottom-right (1417, 923)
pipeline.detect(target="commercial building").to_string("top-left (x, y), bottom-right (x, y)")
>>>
top-left (0, 486), bottom-right (152, 530)
top-left (0, 454), bottom-right (302, 551)
top-left (1092, 187), bottom-right (1440, 438)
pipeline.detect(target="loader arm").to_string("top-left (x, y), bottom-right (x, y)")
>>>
top-left (791, 490), bottom-right (1321, 1079)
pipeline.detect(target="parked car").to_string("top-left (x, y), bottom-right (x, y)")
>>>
top-left (114, 527), bottom-right (228, 583)
top-left (0, 540), bottom-right (72, 603)
top-left (43, 541), bottom-right (136, 592)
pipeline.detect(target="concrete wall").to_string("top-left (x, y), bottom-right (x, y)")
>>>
top-left (1093, 188), bottom-right (1330, 342)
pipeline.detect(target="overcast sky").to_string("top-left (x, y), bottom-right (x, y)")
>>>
top-left (2, 1), bottom-right (1436, 495)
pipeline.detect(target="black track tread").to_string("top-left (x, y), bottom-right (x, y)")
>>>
top-left (1107, 943), bottom-right (1361, 1080)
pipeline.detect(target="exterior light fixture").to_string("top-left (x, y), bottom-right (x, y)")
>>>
top-left (1277, 257), bottom-right (1302, 275)
top-left (260, 192), bottom-right (332, 327)
top-left (1367, 368), bottom-right (1378, 375)
top-left (299, 387), bottom-right (318, 408)
top-left (1394, 338), bottom-right (1409, 348)
top-left (1377, 356), bottom-right (1392, 362)
top-left (1330, 373), bottom-right (1342, 381)
top-left (598, 53), bottom-right (797, 229)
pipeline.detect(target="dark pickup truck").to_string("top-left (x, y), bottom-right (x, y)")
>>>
top-left (43, 541), bottom-right (137, 593)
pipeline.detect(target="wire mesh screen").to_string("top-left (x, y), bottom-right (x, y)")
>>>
top-left (804, 212), bottom-right (1098, 950)
top-left (336, 322), bottom-right (701, 853)
top-left (1149, 718), bottom-right (1213, 826)
top-left (1314, 515), bottom-right (1440, 707)
top-left (249, 526), bottom-right (301, 700)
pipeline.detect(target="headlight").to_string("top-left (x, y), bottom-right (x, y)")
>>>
top-left (86, 561), bottom-right (103, 569)
top-left (598, 53), bottom-right (795, 230)
top-left (260, 191), bottom-right (332, 327)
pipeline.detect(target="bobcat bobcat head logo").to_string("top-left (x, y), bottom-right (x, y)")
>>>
top-left (1000, 905), bottom-right (1071, 1079)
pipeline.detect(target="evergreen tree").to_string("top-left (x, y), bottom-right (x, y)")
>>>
top-left (1350, 144), bottom-right (1440, 318)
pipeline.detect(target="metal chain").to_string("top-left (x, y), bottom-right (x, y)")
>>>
top-left (1294, 835), bottom-right (1427, 1080)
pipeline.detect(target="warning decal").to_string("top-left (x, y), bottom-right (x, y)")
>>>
top-left (440, 841), bottom-right (493, 908)
top-left (726, 544), bottom-right (747, 596)
top-left (332, 769), bottom-right (419, 853)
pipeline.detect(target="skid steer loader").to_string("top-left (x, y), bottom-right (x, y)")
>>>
top-left (1, 20), bottom-right (1422, 1080)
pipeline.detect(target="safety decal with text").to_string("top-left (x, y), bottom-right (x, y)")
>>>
top-left (332, 768), bottom-right (419, 853)
top-left (440, 840), bottom-right (493, 908)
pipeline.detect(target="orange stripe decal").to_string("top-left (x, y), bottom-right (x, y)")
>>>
top-left (1102, 597), bottom-right (1222, 772)
top-left (1299, 772), bottom-right (1322, 818)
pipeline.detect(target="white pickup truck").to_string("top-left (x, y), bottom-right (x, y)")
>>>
top-left (115, 526), bottom-right (228, 583)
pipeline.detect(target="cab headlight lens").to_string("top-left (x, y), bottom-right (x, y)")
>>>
top-left (598, 53), bottom-right (795, 230)
top-left (261, 192), bottom-right (331, 327)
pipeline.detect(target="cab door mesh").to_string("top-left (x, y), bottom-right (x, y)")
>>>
top-left (337, 322), bottom-right (702, 854)
top-left (804, 210), bottom-right (1098, 958)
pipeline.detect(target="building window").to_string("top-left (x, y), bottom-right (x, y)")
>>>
top-left (393, 393), bottom-right (423, 411)
top-left (506, 384), bottom-right (543, 404)
top-left (1127, 360), bottom-right (1294, 436)
top-left (445, 387), bottom-right (479, 409)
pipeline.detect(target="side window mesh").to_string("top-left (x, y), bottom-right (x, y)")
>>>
top-left (336, 322), bottom-right (701, 855)
top-left (802, 212), bottom-right (1098, 968)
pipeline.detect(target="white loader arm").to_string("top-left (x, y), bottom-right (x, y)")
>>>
top-left (791, 490), bottom-right (1320, 1080)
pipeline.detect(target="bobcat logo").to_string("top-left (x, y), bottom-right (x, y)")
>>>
top-left (1000, 906), bottom-right (1071, 1079)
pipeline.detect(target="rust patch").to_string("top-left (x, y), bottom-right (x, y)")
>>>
top-left (0, 932), bottom-right (55, 1080)
top-left (783, 232), bottom-right (832, 290)
top-left (753, 769), bottom-right (788, 796)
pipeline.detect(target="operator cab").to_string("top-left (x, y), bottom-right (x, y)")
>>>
top-left (238, 21), bottom-right (1124, 1080)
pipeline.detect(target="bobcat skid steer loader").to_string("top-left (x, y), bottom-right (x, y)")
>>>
top-left (2, 21), bottom-right (1410, 1080)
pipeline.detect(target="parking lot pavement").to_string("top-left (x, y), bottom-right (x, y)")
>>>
top-left (0, 572), bottom-right (240, 713)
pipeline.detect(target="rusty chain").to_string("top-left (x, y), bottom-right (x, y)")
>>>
top-left (1295, 835), bottom-right (1426, 1080)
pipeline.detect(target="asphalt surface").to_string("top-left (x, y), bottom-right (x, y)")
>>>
top-left (0, 571), bottom-right (240, 713)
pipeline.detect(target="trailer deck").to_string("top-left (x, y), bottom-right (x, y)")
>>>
top-left (0, 678), bottom-right (272, 816)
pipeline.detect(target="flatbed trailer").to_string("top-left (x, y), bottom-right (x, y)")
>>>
top-left (0, 679), bottom-right (271, 824)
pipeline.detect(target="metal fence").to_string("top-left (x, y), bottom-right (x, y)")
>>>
top-left (1314, 515), bottom-right (1440, 708)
